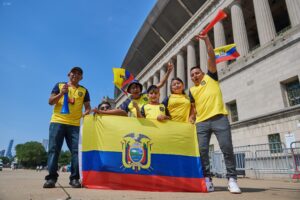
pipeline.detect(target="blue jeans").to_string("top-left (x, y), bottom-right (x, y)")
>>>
top-left (196, 115), bottom-right (237, 179)
top-left (45, 123), bottom-right (80, 181)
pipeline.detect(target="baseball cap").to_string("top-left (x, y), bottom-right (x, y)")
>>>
top-left (70, 67), bottom-right (83, 75)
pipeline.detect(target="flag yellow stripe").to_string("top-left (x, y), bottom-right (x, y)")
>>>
top-left (82, 115), bottom-right (200, 157)
top-left (214, 43), bottom-right (236, 56)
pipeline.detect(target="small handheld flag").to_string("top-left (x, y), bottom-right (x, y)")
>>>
top-left (113, 68), bottom-right (134, 95)
top-left (214, 44), bottom-right (240, 64)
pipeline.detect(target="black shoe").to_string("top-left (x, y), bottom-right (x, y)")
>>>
top-left (69, 179), bottom-right (81, 188)
top-left (43, 179), bottom-right (56, 188)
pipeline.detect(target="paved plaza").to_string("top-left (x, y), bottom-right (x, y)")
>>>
top-left (0, 168), bottom-right (299, 200)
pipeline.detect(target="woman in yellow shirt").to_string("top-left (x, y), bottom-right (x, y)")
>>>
top-left (162, 77), bottom-right (195, 123)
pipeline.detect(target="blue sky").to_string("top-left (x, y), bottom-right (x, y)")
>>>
top-left (0, 0), bottom-right (156, 153)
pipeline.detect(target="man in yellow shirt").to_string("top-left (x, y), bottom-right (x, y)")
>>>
top-left (189, 35), bottom-right (241, 194)
top-left (43, 67), bottom-right (91, 189)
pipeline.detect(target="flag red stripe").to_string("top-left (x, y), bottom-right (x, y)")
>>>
top-left (82, 171), bottom-right (207, 192)
top-left (216, 51), bottom-right (240, 64)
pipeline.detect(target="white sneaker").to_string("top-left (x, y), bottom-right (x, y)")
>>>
top-left (228, 178), bottom-right (241, 194)
top-left (205, 177), bottom-right (214, 192)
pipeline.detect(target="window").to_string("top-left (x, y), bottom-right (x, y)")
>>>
top-left (226, 100), bottom-right (239, 122)
top-left (268, 133), bottom-right (283, 153)
top-left (281, 77), bottom-right (300, 107)
top-left (286, 80), bottom-right (300, 106)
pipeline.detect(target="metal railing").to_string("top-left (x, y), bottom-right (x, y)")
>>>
top-left (210, 142), bottom-right (300, 180)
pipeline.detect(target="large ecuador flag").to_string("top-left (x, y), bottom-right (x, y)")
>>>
top-left (81, 115), bottom-right (207, 192)
top-left (214, 44), bottom-right (240, 64)
top-left (113, 68), bottom-right (134, 95)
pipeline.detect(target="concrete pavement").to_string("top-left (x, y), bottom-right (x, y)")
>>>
top-left (0, 168), bottom-right (299, 200)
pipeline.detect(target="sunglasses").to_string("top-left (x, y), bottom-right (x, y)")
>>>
top-left (99, 105), bottom-right (111, 110)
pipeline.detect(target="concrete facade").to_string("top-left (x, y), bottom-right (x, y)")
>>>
top-left (115, 0), bottom-right (300, 162)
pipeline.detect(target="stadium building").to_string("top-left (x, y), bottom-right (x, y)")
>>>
top-left (114, 0), bottom-right (300, 178)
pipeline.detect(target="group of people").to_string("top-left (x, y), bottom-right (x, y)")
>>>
top-left (43, 34), bottom-right (241, 194)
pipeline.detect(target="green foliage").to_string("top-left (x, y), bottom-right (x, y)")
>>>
top-left (58, 150), bottom-right (71, 166)
top-left (15, 141), bottom-right (47, 168)
top-left (0, 156), bottom-right (10, 165)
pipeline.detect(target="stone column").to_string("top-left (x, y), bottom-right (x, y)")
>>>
top-left (285, 0), bottom-right (300, 27)
top-left (167, 63), bottom-right (175, 96)
top-left (253, 0), bottom-right (276, 46)
top-left (153, 72), bottom-right (159, 85)
top-left (214, 21), bottom-right (227, 70)
top-left (159, 67), bottom-right (167, 101)
top-left (199, 39), bottom-right (208, 73)
top-left (147, 78), bottom-right (152, 88)
top-left (187, 41), bottom-right (196, 88)
top-left (143, 82), bottom-right (147, 92)
top-left (231, 1), bottom-right (249, 56)
top-left (176, 51), bottom-right (186, 86)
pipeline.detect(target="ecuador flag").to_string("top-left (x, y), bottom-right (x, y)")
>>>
top-left (113, 68), bottom-right (134, 94)
top-left (81, 115), bottom-right (207, 192)
top-left (214, 43), bottom-right (240, 64)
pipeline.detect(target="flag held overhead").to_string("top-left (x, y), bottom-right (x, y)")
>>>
top-left (214, 44), bottom-right (240, 64)
top-left (113, 68), bottom-right (135, 95)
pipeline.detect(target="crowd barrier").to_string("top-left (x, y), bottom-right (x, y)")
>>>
top-left (210, 142), bottom-right (300, 180)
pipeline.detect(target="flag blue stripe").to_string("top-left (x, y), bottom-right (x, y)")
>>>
top-left (82, 150), bottom-right (204, 178)
top-left (215, 47), bottom-right (237, 59)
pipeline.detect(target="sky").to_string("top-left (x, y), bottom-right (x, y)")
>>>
top-left (0, 0), bottom-right (156, 154)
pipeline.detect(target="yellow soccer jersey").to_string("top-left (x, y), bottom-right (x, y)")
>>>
top-left (189, 72), bottom-right (227, 123)
top-left (50, 82), bottom-right (90, 126)
top-left (162, 94), bottom-right (190, 123)
top-left (141, 104), bottom-right (168, 120)
top-left (120, 93), bottom-right (149, 117)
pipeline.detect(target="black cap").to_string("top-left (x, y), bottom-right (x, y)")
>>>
top-left (70, 67), bottom-right (83, 75)
top-left (126, 80), bottom-right (143, 93)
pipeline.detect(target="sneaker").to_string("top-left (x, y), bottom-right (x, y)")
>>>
top-left (228, 178), bottom-right (241, 194)
top-left (205, 177), bottom-right (214, 192)
top-left (43, 179), bottom-right (56, 188)
top-left (69, 179), bottom-right (81, 188)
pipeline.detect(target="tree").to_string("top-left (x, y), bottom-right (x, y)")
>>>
top-left (0, 156), bottom-right (10, 165)
top-left (58, 150), bottom-right (71, 166)
top-left (15, 141), bottom-right (47, 168)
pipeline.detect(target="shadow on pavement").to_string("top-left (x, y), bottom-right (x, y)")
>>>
top-left (214, 186), bottom-right (266, 193)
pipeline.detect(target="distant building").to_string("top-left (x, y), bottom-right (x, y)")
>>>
top-left (6, 139), bottom-right (14, 159)
top-left (0, 149), bottom-right (5, 157)
top-left (42, 139), bottom-right (49, 152)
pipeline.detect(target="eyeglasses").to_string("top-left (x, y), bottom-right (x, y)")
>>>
top-left (99, 106), bottom-right (111, 110)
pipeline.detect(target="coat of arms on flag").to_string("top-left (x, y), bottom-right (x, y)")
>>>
top-left (121, 133), bottom-right (152, 172)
